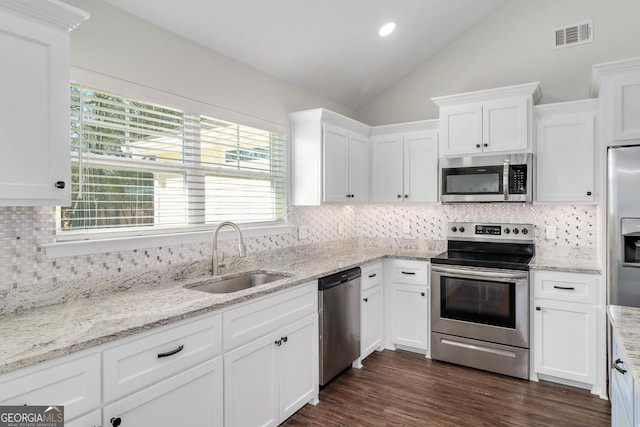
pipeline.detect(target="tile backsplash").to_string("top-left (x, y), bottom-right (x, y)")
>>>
top-left (0, 203), bottom-right (597, 291)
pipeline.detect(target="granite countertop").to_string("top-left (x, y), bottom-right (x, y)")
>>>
top-left (529, 246), bottom-right (601, 274)
top-left (609, 305), bottom-right (640, 386)
top-left (0, 241), bottom-right (440, 375)
top-left (0, 238), bottom-right (601, 376)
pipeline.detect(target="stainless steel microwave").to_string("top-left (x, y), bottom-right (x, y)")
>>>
top-left (439, 153), bottom-right (532, 203)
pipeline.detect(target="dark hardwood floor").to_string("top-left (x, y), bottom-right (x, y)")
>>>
top-left (283, 350), bottom-right (610, 427)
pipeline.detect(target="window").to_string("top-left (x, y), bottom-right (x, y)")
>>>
top-left (58, 84), bottom-right (286, 236)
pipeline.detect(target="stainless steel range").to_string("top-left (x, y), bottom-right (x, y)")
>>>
top-left (430, 222), bottom-right (534, 379)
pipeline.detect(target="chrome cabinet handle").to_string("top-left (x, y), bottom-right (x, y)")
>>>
top-left (157, 344), bottom-right (184, 358)
top-left (363, 298), bottom-right (368, 302)
top-left (614, 358), bottom-right (627, 375)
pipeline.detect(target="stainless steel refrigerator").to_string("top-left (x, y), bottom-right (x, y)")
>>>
top-left (608, 145), bottom-right (640, 307)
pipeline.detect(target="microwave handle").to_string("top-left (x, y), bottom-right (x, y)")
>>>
top-left (503, 160), bottom-right (509, 201)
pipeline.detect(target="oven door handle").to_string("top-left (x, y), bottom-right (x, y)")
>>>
top-left (431, 265), bottom-right (528, 280)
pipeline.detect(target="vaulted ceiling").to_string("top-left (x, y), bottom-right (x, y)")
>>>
top-left (102, 0), bottom-right (508, 110)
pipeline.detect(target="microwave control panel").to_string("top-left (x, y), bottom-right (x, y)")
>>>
top-left (509, 164), bottom-right (527, 194)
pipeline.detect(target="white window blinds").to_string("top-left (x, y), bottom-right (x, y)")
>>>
top-left (59, 84), bottom-right (286, 234)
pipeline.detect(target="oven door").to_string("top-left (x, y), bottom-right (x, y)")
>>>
top-left (431, 264), bottom-right (529, 348)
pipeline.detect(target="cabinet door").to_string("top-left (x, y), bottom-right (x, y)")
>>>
top-left (224, 333), bottom-right (279, 427)
top-left (103, 358), bottom-right (223, 427)
top-left (0, 8), bottom-right (71, 205)
top-left (612, 74), bottom-right (640, 141)
top-left (404, 130), bottom-right (438, 203)
top-left (348, 132), bottom-right (370, 203)
top-left (482, 98), bottom-right (528, 153)
top-left (371, 134), bottom-right (404, 202)
top-left (611, 367), bottom-right (634, 427)
top-left (439, 104), bottom-right (482, 156)
top-left (278, 314), bottom-right (318, 422)
top-left (390, 283), bottom-right (429, 350)
top-left (361, 285), bottom-right (384, 360)
top-left (536, 114), bottom-right (595, 202)
top-left (323, 124), bottom-right (349, 203)
top-left (533, 299), bottom-right (596, 384)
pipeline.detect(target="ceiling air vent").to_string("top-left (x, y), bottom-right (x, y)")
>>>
top-left (553, 20), bottom-right (593, 49)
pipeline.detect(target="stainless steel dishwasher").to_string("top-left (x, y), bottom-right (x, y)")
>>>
top-left (318, 266), bottom-right (361, 386)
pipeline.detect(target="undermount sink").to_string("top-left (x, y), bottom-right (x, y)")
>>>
top-left (185, 272), bottom-right (291, 294)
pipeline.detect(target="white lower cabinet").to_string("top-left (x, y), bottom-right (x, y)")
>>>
top-left (532, 270), bottom-right (600, 389)
top-left (361, 262), bottom-right (384, 361)
top-left (610, 332), bottom-right (634, 427)
top-left (390, 284), bottom-right (429, 350)
top-left (103, 357), bottom-right (223, 427)
top-left (224, 314), bottom-right (318, 427)
top-left (361, 284), bottom-right (384, 360)
top-left (386, 259), bottom-right (429, 352)
top-left (533, 299), bottom-right (596, 384)
top-left (0, 351), bottom-right (101, 421)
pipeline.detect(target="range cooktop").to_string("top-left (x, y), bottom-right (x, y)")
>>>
top-left (431, 222), bottom-right (535, 271)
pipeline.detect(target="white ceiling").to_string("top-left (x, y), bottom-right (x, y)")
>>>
top-left (102, 0), bottom-right (508, 110)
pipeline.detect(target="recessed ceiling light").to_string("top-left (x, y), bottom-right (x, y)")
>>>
top-left (379, 22), bottom-right (396, 37)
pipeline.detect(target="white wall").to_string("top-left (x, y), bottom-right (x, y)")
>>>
top-left (63, 0), bottom-right (355, 127)
top-left (358, 0), bottom-right (640, 125)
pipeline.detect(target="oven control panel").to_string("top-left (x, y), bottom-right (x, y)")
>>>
top-left (448, 222), bottom-right (534, 242)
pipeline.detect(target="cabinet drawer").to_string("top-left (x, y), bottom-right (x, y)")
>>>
top-left (103, 313), bottom-right (222, 402)
top-left (0, 352), bottom-right (100, 421)
top-left (104, 357), bottom-right (223, 427)
top-left (533, 270), bottom-right (598, 304)
top-left (223, 282), bottom-right (317, 351)
top-left (388, 259), bottom-right (429, 286)
top-left (361, 262), bottom-right (382, 291)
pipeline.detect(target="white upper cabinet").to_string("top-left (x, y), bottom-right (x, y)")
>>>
top-left (534, 100), bottom-right (597, 203)
top-left (371, 121), bottom-right (439, 203)
top-left (433, 83), bottom-right (540, 157)
top-left (0, 0), bottom-right (88, 206)
top-left (592, 58), bottom-right (640, 145)
top-left (291, 108), bottom-right (370, 205)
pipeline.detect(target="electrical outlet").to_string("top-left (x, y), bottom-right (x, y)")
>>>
top-left (546, 225), bottom-right (557, 240)
top-left (403, 222), bottom-right (411, 234)
top-left (298, 225), bottom-right (308, 240)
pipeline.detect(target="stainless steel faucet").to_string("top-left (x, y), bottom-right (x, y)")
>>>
top-left (212, 221), bottom-right (247, 275)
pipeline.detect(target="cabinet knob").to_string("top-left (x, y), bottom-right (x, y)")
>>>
top-left (275, 339), bottom-right (282, 346)
top-left (397, 194), bottom-right (402, 198)
top-left (404, 194), bottom-right (408, 198)
top-left (535, 306), bottom-right (541, 311)
top-left (476, 144), bottom-right (481, 148)
top-left (363, 298), bottom-right (368, 302)
top-left (587, 191), bottom-right (592, 196)
top-left (55, 181), bottom-right (65, 189)
top-left (281, 336), bottom-right (288, 343)
top-left (111, 417), bottom-right (122, 427)
top-left (420, 292), bottom-right (425, 297)
top-left (483, 143), bottom-right (488, 147)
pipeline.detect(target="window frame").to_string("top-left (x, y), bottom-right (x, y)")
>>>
top-left (44, 67), bottom-right (292, 258)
